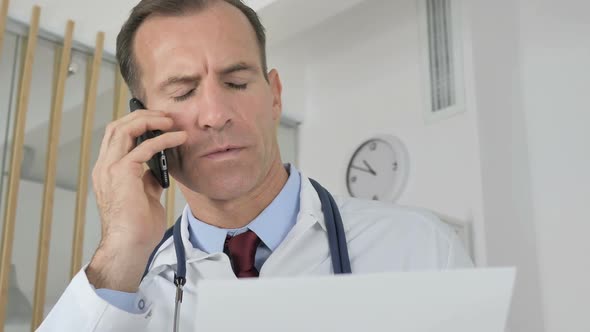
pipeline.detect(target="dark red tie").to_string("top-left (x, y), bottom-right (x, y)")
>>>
top-left (224, 230), bottom-right (261, 278)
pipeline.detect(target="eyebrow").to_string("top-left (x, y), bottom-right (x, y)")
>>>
top-left (158, 62), bottom-right (258, 92)
top-left (158, 75), bottom-right (200, 91)
top-left (217, 62), bottom-right (258, 76)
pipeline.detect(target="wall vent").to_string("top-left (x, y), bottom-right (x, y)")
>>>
top-left (419, 0), bottom-right (465, 122)
top-left (427, 0), bottom-right (455, 111)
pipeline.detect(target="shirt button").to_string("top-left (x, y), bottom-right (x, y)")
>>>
top-left (138, 299), bottom-right (146, 310)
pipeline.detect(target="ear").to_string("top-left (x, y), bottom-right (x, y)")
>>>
top-left (268, 69), bottom-right (283, 121)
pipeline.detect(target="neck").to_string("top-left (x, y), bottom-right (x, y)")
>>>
top-left (183, 160), bottom-right (289, 229)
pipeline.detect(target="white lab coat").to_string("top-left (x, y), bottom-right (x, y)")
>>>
top-left (37, 174), bottom-right (473, 331)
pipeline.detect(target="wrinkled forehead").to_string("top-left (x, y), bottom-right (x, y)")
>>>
top-left (133, 2), bottom-right (263, 93)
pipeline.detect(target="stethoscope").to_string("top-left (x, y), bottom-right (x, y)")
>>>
top-left (141, 179), bottom-right (351, 332)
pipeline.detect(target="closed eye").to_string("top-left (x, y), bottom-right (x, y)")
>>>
top-left (173, 88), bottom-right (195, 102)
top-left (226, 82), bottom-right (248, 90)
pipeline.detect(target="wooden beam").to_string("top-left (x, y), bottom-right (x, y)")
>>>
top-left (113, 71), bottom-right (128, 120)
top-left (0, 5), bottom-right (41, 330)
top-left (31, 20), bottom-right (75, 331)
top-left (166, 178), bottom-right (176, 228)
top-left (70, 32), bottom-right (104, 279)
top-left (0, 0), bottom-right (11, 60)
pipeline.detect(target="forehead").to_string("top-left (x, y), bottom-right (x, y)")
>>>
top-left (133, 2), bottom-right (261, 85)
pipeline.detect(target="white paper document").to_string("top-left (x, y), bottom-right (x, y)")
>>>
top-left (194, 268), bottom-right (515, 332)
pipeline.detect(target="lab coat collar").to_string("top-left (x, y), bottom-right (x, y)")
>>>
top-left (297, 172), bottom-right (327, 232)
top-left (145, 169), bottom-right (327, 276)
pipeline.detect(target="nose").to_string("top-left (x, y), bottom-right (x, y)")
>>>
top-left (196, 80), bottom-right (234, 131)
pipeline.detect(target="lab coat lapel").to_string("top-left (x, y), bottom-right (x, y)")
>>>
top-left (146, 206), bottom-right (215, 276)
top-left (260, 174), bottom-right (332, 276)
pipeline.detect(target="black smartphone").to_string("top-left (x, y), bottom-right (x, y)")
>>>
top-left (129, 98), bottom-right (170, 188)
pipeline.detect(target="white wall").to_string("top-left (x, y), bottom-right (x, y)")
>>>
top-left (268, 0), bottom-right (487, 262)
top-left (466, 0), bottom-right (590, 330)
top-left (518, 0), bottom-right (590, 331)
top-left (467, 0), bottom-right (546, 331)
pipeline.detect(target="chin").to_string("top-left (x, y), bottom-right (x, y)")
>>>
top-left (202, 176), bottom-right (253, 201)
top-left (190, 163), bottom-right (261, 201)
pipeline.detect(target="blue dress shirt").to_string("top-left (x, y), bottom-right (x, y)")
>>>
top-left (95, 165), bottom-right (301, 313)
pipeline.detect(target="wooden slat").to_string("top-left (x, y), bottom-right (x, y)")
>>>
top-left (49, 46), bottom-right (62, 113)
top-left (70, 32), bottom-right (104, 279)
top-left (31, 21), bottom-right (75, 331)
top-left (113, 71), bottom-right (128, 120)
top-left (0, 0), bottom-right (11, 60)
top-left (0, 6), bottom-right (41, 330)
top-left (166, 178), bottom-right (176, 228)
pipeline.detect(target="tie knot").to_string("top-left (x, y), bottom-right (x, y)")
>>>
top-left (224, 230), bottom-right (261, 278)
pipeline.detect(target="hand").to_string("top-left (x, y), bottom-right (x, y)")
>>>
top-left (350, 160), bottom-right (377, 176)
top-left (86, 109), bottom-right (187, 292)
top-left (362, 160), bottom-right (377, 176)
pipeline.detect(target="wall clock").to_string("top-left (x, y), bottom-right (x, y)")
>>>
top-left (346, 135), bottom-right (410, 202)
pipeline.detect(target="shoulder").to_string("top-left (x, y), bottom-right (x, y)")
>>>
top-left (333, 195), bottom-right (472, 270)
top-left (334, 195), bottom-right (455, 243)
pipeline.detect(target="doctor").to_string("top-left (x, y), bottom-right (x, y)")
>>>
top-left (38, 0), bottom-right (472, 331)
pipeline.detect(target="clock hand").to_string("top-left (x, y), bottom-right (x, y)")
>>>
top-left (350, 165), bottom-right (374, 175)
top-left (362, 160), bottom-right (377, 176)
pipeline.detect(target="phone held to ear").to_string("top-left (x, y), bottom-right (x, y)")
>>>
top-left (129, 98), bottom-right (170, 189)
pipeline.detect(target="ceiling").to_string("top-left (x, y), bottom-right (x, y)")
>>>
top-left (6, 0), bottom-right (280, 55)
top-left (7, 0), bottom-right (369, 54)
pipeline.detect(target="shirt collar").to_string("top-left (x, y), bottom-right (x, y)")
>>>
top-left (187, 164), bottom-right (301, 254)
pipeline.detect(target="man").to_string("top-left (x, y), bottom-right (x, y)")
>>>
top-left (38, 0), bottom-right (472, 330)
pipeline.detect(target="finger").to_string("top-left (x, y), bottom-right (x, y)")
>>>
top-left (102, 115), bottom-right (177, 166)
top-left (109, 111), bottom-right (173, 146)
top-left (99, 110), bottom-right (169, 159)
top-left (122, 131), bottom-right (188, 165)
top-left (110, 115), bottom-right (175, 150)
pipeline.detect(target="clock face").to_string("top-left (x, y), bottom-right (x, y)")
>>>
top-left (346, 137), bottom-right (409, 201)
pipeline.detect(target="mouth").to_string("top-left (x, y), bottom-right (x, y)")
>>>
top-left (202, 146), bottom-right (244, 160)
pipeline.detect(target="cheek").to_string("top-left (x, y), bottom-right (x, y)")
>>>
top-left (243, 98), bottom-right (276, 144)
top-left (166, 110), bottom-right (194, 131)
top-left (166, 111), bottom-right (203, 150)
top-left (164, 112), bottom-right (198, 162)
